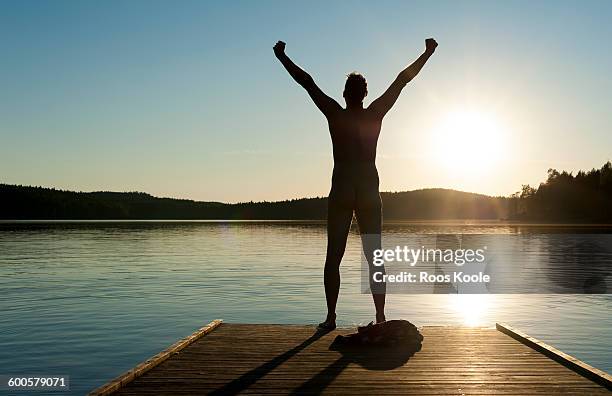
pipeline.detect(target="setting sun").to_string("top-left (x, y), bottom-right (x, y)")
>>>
top-left (429, 109), bottom-right (507, 176)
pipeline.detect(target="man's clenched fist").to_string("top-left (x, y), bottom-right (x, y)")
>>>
top-left (425, 38), bottom-right (438, 53)
top-left (273, 41), bottom-right (286, 57)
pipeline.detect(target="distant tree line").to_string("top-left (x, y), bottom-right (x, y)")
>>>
top-left (0, 184), bottom-right (508, 220)
top-left (509, 161), bottom-right (612, 222)
top-left (1, 162), bottom-right (610, 222)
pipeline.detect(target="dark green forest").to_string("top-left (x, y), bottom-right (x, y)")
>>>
top-left (509, 161), bottom-right (612, 222)
top-left (1, 162), bottom-right (610, 221)
top-left (0, 185), bottom-right (508, 220)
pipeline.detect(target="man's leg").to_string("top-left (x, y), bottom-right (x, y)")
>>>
top-left (320, 198), bottom-right (353, 329)
top-left (355, 190), bottom-right (385, 323)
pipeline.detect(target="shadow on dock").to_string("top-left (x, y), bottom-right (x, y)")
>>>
top-left (211, 327), bottom-right (422, 395)
top-left (291, 335), bottom-right (422, 394)
top-left (209, 328), bottom-right (330, 395)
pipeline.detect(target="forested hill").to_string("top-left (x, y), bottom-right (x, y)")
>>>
top-left (510, 161), bottom-right (612, 222)
top-left (4, 161), bottom-right (610, 221)
top-left (0, 184), bottom-right (509, 220)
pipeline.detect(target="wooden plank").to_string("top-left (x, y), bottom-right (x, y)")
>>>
top-left (496, 322), bottom-right (612, 390)
top-left (88, 319), bottom-right (223, 396)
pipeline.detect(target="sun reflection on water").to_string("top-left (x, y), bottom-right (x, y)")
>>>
top-left (448, 294), bottom-right (493, 326)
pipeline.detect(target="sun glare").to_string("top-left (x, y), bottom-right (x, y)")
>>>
top-left (449, 294), bottom-right (492, 327)
top-left (429, 109), bottom-right (506, 176)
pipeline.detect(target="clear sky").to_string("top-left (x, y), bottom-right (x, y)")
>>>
top-left (1, 1), bottom-right (611, 202)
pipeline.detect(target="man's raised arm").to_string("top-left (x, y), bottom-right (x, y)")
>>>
top-left (273, 41), bottom-right (341, 118)
top-left (369, 38), bottom-right (438, 117)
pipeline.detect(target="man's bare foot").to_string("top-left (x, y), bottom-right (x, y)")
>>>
top-left (318, 313), bottom-right (336, 330)
top-left (376, 313), bottom-right (386, 323)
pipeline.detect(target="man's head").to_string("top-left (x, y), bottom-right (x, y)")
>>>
top-left (343, 72), bottom-right (367, 105)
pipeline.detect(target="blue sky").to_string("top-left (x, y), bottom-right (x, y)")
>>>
top-left (1, 1), bottom-right (611, 202)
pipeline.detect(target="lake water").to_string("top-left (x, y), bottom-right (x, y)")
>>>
top-left (0, 221), bottom-right (610, 395)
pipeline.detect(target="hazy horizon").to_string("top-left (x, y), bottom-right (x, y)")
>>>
top-left (2, 1), bottom-right (612, 202)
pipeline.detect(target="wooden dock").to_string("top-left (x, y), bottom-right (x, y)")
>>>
top-left (91, 320), bottom-right (611, 395)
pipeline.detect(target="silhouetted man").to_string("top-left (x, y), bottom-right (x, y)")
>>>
top-left (274, 38), bottom-right (438, 329)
